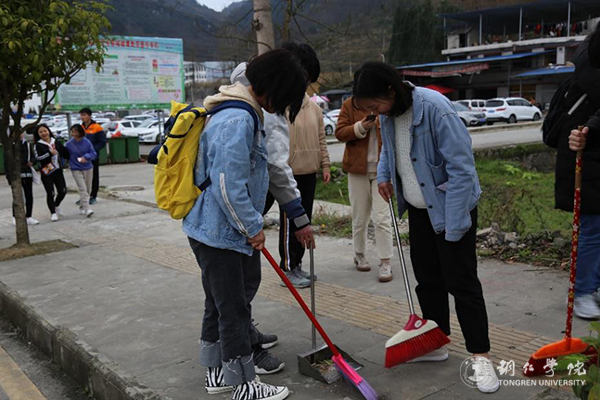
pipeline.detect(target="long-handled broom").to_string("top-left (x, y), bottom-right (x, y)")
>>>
top-left (524, 145), bottom-right (594, 376)
top-left (385, 198), bottom-right (450, 368)
top-left (261, 248), bottom-right (378, 400)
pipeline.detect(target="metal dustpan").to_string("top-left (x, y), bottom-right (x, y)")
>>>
top-left (297, 248), bottom-right (363, 384)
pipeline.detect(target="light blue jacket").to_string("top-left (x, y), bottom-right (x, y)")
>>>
top-left (183, 107), bottom-right (268, 256)
top-left (377, 87), bottom-right (481, 242)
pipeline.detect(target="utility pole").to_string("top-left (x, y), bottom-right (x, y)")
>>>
top-left (253, 0), bottom-right (276, 55)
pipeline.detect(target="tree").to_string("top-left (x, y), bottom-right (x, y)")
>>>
top-left (253, 0), bottom-right (276, 54)
top-left (0, 0), bottom-right (110, 246)
top-left (388, 0), bottom-right (443, 66)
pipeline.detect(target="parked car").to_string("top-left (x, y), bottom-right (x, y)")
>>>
top-left (323, 109), bottom-right (340, 135)
top-left (483, 98), bottom-right (542, 125)
top-left (457, 99), bottom-right (487, 111)
top-left (103, 121), bottom-right (143, 138)
top-left (137, 120), bottom-right (165, 144)
top-left (54, 120), bottom-right (81, 140)
top-left (452, 102), bottom-right (486, 127)
top-left (123, 114), bottom-right (156, 123)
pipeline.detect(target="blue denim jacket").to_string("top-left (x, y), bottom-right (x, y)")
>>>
top-left (377, 87), bottom-right (481, 242)
top-left (183, 107), bottom-right (268, 256)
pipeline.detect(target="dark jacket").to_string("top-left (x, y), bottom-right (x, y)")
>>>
top-left (555, 40), bottom-right (600, 214)
top-left (4, 139), bottom-right (33, 181)
top-left (34, 139), bottom-right (69, 174)
top-left (83, 120), bottom-right (107, 153)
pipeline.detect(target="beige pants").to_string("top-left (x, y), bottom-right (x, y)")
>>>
top-left (72, 169), bottom-right (93, 211)
top-left (348, 172), bottom-right (393, 260)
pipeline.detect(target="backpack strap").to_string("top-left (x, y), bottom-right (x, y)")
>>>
top-left (196, 101), bottom-right (261, 191)
top-left (206, 100), bottom-right (260, 134)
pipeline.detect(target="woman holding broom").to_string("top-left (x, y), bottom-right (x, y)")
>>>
top-left (351, 62), bottom-right (499, 394)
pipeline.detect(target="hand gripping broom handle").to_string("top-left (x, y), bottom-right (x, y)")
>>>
top-left (262, 248), bottom-right (340, 357)
top-left (566, 147), bottom-right (584, 339)
top-left (388, 198), bottom-right (416, 314)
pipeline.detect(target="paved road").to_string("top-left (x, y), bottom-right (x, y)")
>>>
top-left (0, 319), bottom-right (88, 400)
top-left (142, 126), bottom-right (543, 165)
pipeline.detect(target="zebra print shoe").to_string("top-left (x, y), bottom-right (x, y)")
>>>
top-left (205, 367), bottom-right (233, 394)
top-left (231, 380), bottom-right (289, 400)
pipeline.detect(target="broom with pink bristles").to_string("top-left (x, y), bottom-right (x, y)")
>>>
top-left (262, 248), bottom-right (378, 400)
top-left (385, 198), bottom-right (450, 368)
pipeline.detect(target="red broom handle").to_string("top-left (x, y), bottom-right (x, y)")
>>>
top-left (261, 248), bottom-right (340, 356)
top-left (565, 144), bottom-right (584, 340)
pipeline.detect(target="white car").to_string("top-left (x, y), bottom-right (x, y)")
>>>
top-left (123, 114), bottom-right (156, 123)
top-left (137, 120), bottom-right (165, 144)
top-left (452, 102), bottom-right (486, 127)
top-left (323, 110), bottom-right (339, 135)
top-left (484, 98), bottom-right (542, 125)
top-left (457, 99), bottom-right (487, 111)
top-left (103, 121), bottom-right (143, 138)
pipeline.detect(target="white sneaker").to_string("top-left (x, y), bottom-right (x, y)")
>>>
top-left (79, 209), bottom-right (86, 215)
top-left (407, 346), bottom-right (449, 363)
top-left (26, 217), bottom-right (39, 225)
top-left (85, 209), bottom-right (94, 218)
top-left (51, 214), bottom-right (58, 222)
top-left (231, 380), bottom-right (288, 400)
top-left (378, 260), bottom-right (393, 282)
top-left (55, 206), bottom-right (64, 216)
top-left (574, 294), bottom-right (600, 319)
top-left (472, 356), bottom-right (500, 394)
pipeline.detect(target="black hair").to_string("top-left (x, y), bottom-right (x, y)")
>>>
top-left (589, 22), bottom-right (600, 69)
top-left (70, 124), bottom-right (86, 138)
top-left (352, 62), bottom-right (414, 117)
top-left (280, 41), bottom-right (320, 83)
top-left (33, 124), bottom-right (55, 142)
top-left (79, 107), bottom-right (92, 115)
top-left (246, 49), bottom-right (308, 123)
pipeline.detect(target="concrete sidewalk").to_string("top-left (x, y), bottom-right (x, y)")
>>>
top-left (0, 164), bottom-right (585, 400)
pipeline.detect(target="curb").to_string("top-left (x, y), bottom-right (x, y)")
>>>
top-left (468, 120), bottom-right (543, 135)
top-left (324, 121), bottom-right (543, 144)
top-left (0, 281), bottom-right (166, 400)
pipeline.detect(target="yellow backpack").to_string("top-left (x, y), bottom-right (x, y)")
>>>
top-left (148, 100), bottom-right (258, 219)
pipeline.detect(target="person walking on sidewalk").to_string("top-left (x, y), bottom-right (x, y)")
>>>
top-left (554, 24), bottom-right (600, 319)
top-left (66, 124), bottom-right (96, 218)
top-left (335, 97), bottom-right (394, 282)
top-left (276, 93), bottom-right (331, 288)
top-left (183, 49), bottom-right (307, 400)
top-left (33, 124), bottom-right (69, 222)
top-left (5, 133), bottom-right (38, 225)
top-left (353, 62), bottom-right (499, 393)
top-left (79, 107), bottom-right (106, 205)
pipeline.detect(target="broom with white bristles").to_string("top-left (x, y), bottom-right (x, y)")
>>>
top-left (385, 198), bottom-right (450, 368)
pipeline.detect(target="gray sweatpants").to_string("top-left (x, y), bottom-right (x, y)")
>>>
top-left (72, 169), bottom-right (93, 211)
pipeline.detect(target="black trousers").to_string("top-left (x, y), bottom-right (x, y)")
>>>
top-left (277, 173), bottom-right (316, 271)
top-left (407, 205), bottom-right (490, 354)
top-left (41, 170), bottom-right (67, 214)
top-left (189, 238), bottom-right (261, 361)
top-left (8, 177), bottom-right (34, 218)
top-left (91, 159), bottom-right (99, 199)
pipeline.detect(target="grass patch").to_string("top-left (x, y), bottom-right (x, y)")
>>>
top-left (312, 211), bottom-right (352, 239)
top-left (315, 160), bottom-right (571, 238)
top-left (476, 158), bottom-right (571, 237)
top-left (315, 165), bottom-right (350, 206)
top-left (0, 240), bottom-right (77, 262)
top-left (315, 154), bottom-right (571, 266)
